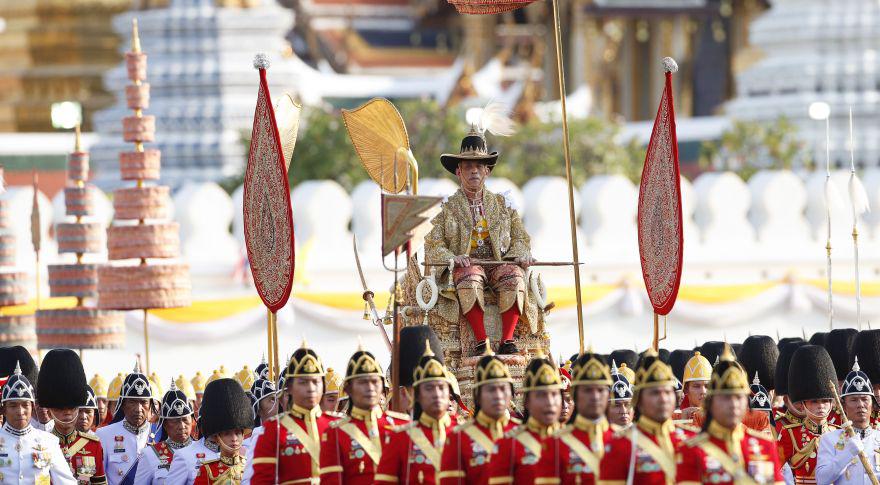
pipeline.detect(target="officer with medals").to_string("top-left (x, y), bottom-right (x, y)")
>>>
top-left (246, 341), bottom-right (338, 484)
top-left (319, 343), bottom-right (410, 484)
top-left (134, 380), bottom-right (194, 484)
top-left (78, 386), bottom-right (100, 433)
top-left (777, 345), bottom-right (840, 485)
top-left (538, 350), bottom-right (615, 484)
top-left (0, 360), bottom-right (76, 484)
top-left (376, 341), bottom-right (458, 484)
top-left (192, 379), bottom-right (252, 485)
top-left (816, 358), bottom-right (880, 484)
top-left (606, 360), bottom-right (635, 429)
top-left (598, 348), bottom-right (696, 484)
top-left (438, 341), bottom-right (518, 485)
top-left (489, 353), bottom-right (564, 484)
top-left (38, 349), bottom-right (107, 484)
top-left (95, 363), bottom-right (155, 485)
top-left (675, 344), bottom-right (784, 484)
top-left (679, 352), bottom-right (711, 421)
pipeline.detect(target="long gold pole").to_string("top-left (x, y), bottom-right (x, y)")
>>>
top-left (551, 0), bottom-right (585, 353)
top-left (271, 311), bottom-right (280, 379)
top-left (267, 309), bottom-right (275, 383)
top-left (143, 309), bottom-right (150, 374)
top-left (653, 313), bottom-right (659, 351)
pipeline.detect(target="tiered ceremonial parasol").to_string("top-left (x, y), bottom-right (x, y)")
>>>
top-left (97, 19), bottom-right (192, 373)
top-left (35, 127), bottom-right (125, 352)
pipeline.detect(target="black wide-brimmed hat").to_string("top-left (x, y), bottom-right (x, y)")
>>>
top-left (788, 345), bottom-right (837, 403)
top-left (440, 128), bottom-right (498, 174)
top-left (36, 349), bottom-right (88, 408)
top-left (200, 378), bottom-right (253, 437)
top-left (738, 335), bottom-right (778, 391)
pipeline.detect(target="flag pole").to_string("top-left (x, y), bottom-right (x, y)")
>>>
top-left (848, 107), bottom-right (869, 330)
top-left (550, 0), bottom-right (585, 354)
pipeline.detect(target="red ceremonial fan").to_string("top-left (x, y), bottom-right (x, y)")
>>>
top-left (243, 54), bottom-right (296, 313)
top-left (637, 57), bottom-right (683, 317)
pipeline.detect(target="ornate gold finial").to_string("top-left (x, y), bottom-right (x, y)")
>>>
top-left (719, 343), bottom-right (736, 363)
top-left (422, 339), bottom-right (434, 357)
top-left (482, 338), bottom-right (494, 357)
top-left (74, 124), bottom-right (82, 152)
top-left (643, 347), bottom-right (658, 358)
top-left (131, 18), bottom-right (141, 54)
top-left (300, 336), bottom-right (308, 349)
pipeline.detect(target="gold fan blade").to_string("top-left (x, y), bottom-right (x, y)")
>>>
top-left (342, 98), bottom-right (410, 194)
top-left (274, 93), bottom-right (302, 170)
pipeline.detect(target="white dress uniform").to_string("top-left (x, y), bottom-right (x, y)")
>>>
top-left (133, 379), bottom-right (196, 485)
top-left (96, 420), bottom-right (153, 485)
top-left (816, 427), bottom-right (880, 484)
top-left (0, 422), bottom-right (76, 484)
top-left (240, 425), bottom-right (265, 484)
top-left (133, 439), bottom-right (192, 485)
top-left (164, 438), bottom-right (219, 485)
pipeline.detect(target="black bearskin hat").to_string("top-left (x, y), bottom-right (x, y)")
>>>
top-left (699, 341), bottom-right (726, 365)
top-left (609, 350), bottom-right (638, 370)
top-left (809, 332), bottom-right (828, 347)
top-left (0, 346), bottom-right (37, 385)
top-left (36, 349), bottom-right (88, 408)
top-left (777, 337), bottom-right (804, 352)
top-left (668, 349), bottom-right (693, 383)
top-left (397, 326), bottom-right (442, 387)
top-left (854, 329), bottom-right (880, 383)
top-left (199, 378), bottom-right (254, 437)
top-left (775, 341), bottom-right (807, 396)
top-left (824, 328), bottom-right (858, 381)
top-left (788, 345), bottom-right (837, 403)
top-left (738, 336), bottom-right (778, 391)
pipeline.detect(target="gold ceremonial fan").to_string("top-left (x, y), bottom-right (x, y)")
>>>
top-left (342, 98), bottom-right (418, 194)
top-left (274, 93), bottom-right (302, 169)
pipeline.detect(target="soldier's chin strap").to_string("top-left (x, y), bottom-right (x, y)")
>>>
top-left (215, 433), bottom-right (244, 454)
top-left (48, 410), bottom-right (78, 425)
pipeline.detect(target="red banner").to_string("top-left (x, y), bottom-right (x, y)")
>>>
top-left (243, 67), bottom-right (295, 312)
top-left (637, 70), bottom-right (683, 316)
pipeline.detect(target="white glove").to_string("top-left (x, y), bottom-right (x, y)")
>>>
top-left (845, 436), bottom-right (864, 456)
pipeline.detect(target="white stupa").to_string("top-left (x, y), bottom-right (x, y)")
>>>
top-left (726, 0), bottom-right (880, 168)
top-left (90, 0), bottom-right (300, 187)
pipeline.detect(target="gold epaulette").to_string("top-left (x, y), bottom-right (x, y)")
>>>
top-left (503, 425), bottom-right (525, 439)
top-left (329, 417), bottom-right (350, 429)
top-left (683, 433), bottom-right (708, 448)
top-left (324, 411), bottom-right (346, 419)
top-left (386, 410), bottom-right (412, 422)
top-left (200, 458), bottom-right (221, 466)
top-left (453, 420), bottom-right (474, 433)
top-left (391, 422), bottom-right (417, 433)
top-left (782, 422), bottom-right (801, 430)
top-left (675, 422), bottom-right (700, 434)
top-left (79, 432), bottom-right (100, 442)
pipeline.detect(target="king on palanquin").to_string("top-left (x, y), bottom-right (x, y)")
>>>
top-left (424, 104), bottom-right (540, 357)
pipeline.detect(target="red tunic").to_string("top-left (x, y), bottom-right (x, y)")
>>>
top-left (318, 406), bottom-right (410, 485)
top-left (193, 455), bottom-right (246, 484)
top-left (772, 406), bottom-right (802, 441)
top-left (777, 418), bottom-right (837, 484)
top-left (598, 416), bottom-right (695, 485)
top-left (537, 415), bottom-right (613, 485)
top-left (52, 428), bottom-right (107, 484)
top-left (249, 405), bottom-right (340, 484)
top-left (487, 418), bottom-right (559, 485)
top-left (438, 411), bottom-right (518, 485)
top-left (675, 421), bottom-right (784, 485)
top-left (375, 413), bottom-right (457, 484)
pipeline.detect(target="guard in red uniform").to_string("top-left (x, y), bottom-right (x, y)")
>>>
top-left (675, 344), bottom-right (784, 484)
top-left (247, 340), bottom-right (339, 484)
top-left (538, 350), bottom-right (617, 485)
top-left (319, 343), bottom-right (410, 484)
top-left (37, 348), bottom-right (108, 484)
top-left (438, 342), bottom-right (518, 485)
top-left (772, 341), bottom-right (807, 440)
top-left (193, 378), bottom-right (253, 485)
top-left (376, 341), bottom-right (458, 484)
top-left (776, 345), bottom-right (839, 484)
top-left (488, 353), bottom-right (563, 485)
top-left (598, 348), bottom-right (695, 485)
